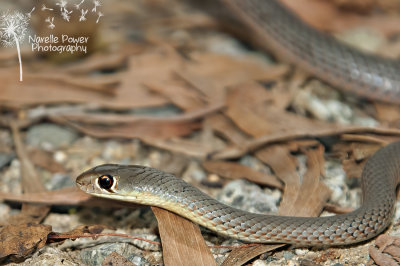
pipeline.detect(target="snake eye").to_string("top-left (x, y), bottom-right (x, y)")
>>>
top-left (98, 175), bottom-right (114, 189)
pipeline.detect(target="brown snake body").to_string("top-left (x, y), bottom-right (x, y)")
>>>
top-left (76, 0), bottom-right (400, 246)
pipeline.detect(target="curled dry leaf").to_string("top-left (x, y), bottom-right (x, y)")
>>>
top-left (369, 235), bottom-right (400, 266)
top-left (0, 223), bottom-right (52, 260)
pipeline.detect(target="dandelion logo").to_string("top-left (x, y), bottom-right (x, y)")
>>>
top-left (0, 11), bottom-right (30, 81)
top-left (0, 1), bottom-right (104, 81)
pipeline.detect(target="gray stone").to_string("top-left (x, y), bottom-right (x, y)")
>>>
top-left (80, 242), bottom-right (149, 266)
top-left (0, 152), bottom-right (15, 169)
top-left (283, 251), bottom-right (295, 260)
top-left (217, 179), bottom-right (279, 214)
top-left (26, 123), bottom-right (79, 150)
top-left (129, 104), bottom-right (181, 117)
top-left (48, 173), bottom-right (75, 190)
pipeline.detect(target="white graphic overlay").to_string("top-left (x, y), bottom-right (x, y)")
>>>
top-left (0, 11), bottom-right (30, 81)
top-left (1, 1), bottom-right (104, 81)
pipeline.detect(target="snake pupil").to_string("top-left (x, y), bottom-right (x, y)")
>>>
top-left (98, 175), bottom-right (113, 189)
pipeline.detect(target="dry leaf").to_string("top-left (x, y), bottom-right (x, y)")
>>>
top-left (0, 187), bottom-right (141, 208)
top-left (202, 161), bottom-right (283, 189)
top-left (221, 245), bottom-right (282, 266)
top-left (151, 207), bottom-right (216, 266)
top-left (282, 0), bottom-right (400, 36)
top-left (7, 123), bottom-right (50, 225)
top-left (223, 144), bottom-right (330, 265)
top-left (28, 148), bottom-right (66, 173)
top-left (0, 223), bottom-right (52, 260)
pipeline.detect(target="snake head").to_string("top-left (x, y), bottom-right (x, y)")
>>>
top-left (75, 164), bottom-right (161, 203)
top-left (76, 164), bottom-right (122, 194)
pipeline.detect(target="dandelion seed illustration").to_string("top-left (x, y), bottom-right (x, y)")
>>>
top-left (79, 9), bottom-right (88, 21)
top-left (96, 11), bottom-right (103, 24)
top-left (92, 0), bottom-right (101, 13)
top-left (45, 17), bottom-right (55, 29)
top-left (56, 0), bottom-right (68, 12)
top-left (61, 9), bottom-right (73, 21)
top-left (75, 0), bottom-right (85, 10)
top-left (0, 11), bottom-right (30, 81)
top-left (42, 4), bottom-right (54, 11)
top-left (26, 7), bottom-right (36, 18)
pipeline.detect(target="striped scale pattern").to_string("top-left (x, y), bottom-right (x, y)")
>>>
top-left (76, 142), bottom-right (400, 246)
top-left (211, 0), bottom-right (400, 103)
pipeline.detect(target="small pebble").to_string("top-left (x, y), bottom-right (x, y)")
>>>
top-left (80, 243), bottom-right (147, 266)
top-left (26, 123), bottom-right (79, 150)
top-left (0, 152), bottom-right (15, 169)
top-left (218, 179), bottom-right (279, 214)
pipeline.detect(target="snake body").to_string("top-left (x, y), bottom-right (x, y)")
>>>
top-left (197, 0), bottom-right (400, 103)
top-left (75, 0), bottom-right (400, 246)
top-left (76, 142), bottom-right (400, 246)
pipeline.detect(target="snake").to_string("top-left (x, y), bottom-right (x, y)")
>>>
top-left (191, 0), bottom-right (400, 103)
top-left (76, 142), bottom-right (400, 246)
top-left (75, 0), bottom-right (400, 246)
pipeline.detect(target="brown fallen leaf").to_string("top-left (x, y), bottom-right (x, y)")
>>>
top-left (49, 102), bottom-right (223, 141)
top-left (370, 234), bottom-right (400, 265)
top-left (56, 116), bottom-right (201, 140)
top-left (223, 144), bottom-right (331, 265)
top-left (25, 72), bottom-right (117, 96)
top-left (28, 148), bottom-right (66, 174)
top-left (340, 133), bottom-right (398, 144)
top-left (0, 223), bottom-right (52, 260)
top-left (202, 160), bottom-right (283, 189)
top-left (212, 126), bottom-right (400, 160)
top-left (0, 187), bottom-right (141, 208)
top-left (221, 245), bottom-right (282, 266)
top-left (288, 145), bottom-right (331, 217)
top-left (6, 123), bottom-right (50, 226)
top-left (62, 44), bottom-right (142, 75)
top-left (145, 81), bottom-right (207, 111)
top-left (256, 144), bottom-right (300, 213)
top-left (206, 114), bottom-right (249, 146)
top-left (48, 225), bottom-right (111, 243)
top-left (151, 207), bottom-right (216, 266)
top-left (141, 137), bottom-right (219, 158)
top-left (374, 103), bottom-right (400, 126)
top-left (282, 0), bottom-right (400, 37)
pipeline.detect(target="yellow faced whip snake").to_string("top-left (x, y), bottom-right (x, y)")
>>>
top-left (76, 0), bottom-right (400, 246)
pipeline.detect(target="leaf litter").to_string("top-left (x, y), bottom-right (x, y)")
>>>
top-left (0, 0), bottom-right (400, 265)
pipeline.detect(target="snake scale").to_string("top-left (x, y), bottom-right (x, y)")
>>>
top-left (76, 0), bottom-right (400, 246)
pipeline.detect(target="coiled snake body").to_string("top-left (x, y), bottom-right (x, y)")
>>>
top-left (76, 0), bottom-right (400, 246)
